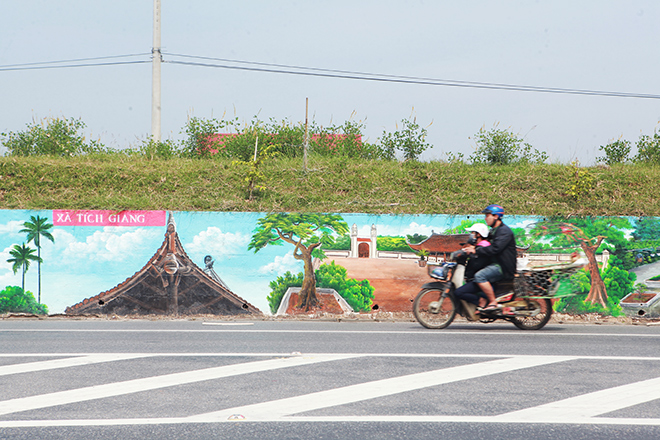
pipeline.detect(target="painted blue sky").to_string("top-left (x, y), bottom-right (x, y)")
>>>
top-left (0, 210), bottom-right (577, 314)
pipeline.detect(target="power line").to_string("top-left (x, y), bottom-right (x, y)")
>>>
top-left (2, 51), bottom-right (659, 100)
top-left (0, 60), bottom-right (150, 72)
top-left (0, 53), bottom-right (151, 69)
top-left (165, 57), bottom-right (660, 100)
top-left (165, 52), bottom-right (628, 96)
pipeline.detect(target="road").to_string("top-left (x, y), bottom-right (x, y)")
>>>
top-left (0, 319), bottom-right (659, 440)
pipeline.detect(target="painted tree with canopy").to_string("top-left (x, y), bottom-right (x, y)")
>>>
top-left (248, 213), bottom-right (349, 310)
top-left (532, 217), bottom-right (631, 307)
top-left (7, 243), bottom-right (41, 293)
top-left (20, 215), bottom-right (55, 304)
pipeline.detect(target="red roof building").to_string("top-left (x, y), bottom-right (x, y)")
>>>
top-left (406, 233), bottom-right (470, 259)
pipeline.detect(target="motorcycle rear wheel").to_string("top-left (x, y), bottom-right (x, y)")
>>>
top-left (511, 298), bottom-right (552, 330)
top-left (413, 287), bottom-right (456, 329)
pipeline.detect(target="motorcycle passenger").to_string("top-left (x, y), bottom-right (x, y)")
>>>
top-left (453, 223), bottom-right (492, 320)
top-left (462, 204), bottom-right (517, 311)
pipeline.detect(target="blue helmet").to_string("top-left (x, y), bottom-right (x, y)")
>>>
top-left (482, 204), bottom-right (504, 218)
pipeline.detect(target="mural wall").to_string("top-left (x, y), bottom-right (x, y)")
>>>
top-left (1, 209), bottom-right (659, 317)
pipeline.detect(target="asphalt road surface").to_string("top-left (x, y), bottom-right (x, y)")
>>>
top-left (0, 318), bottom-right (659, 440)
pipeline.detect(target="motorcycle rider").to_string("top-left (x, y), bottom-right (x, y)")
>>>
top-left (453, 223), bottom-right (492, 320)
top-left (462, 204), bottom-right (517, 311)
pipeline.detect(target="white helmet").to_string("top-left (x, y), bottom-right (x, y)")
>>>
top-left (467, 223), bottom-right (489, 239)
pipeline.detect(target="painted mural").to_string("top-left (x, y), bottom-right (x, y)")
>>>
top-left (1, 209), bottom-right (659, 318)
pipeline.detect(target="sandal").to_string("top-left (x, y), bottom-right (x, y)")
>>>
top-left (481, 303), bottom-right (500, 312)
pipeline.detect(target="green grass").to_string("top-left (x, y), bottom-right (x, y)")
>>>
top-left (1, 156), bottom-right (659, 216)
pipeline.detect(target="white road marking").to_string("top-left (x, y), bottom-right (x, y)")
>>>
top-left (2, 352), bottom-right (660, 361)
top-left (0, 354), bottom-right (357, 417)
top-left (0, 353), bottom-right (659, 428)
top-left (248, 415), bottom-right (660, 426)
top-left (187, 356), bottom-right (575, 422)
top-left (2, 414), bottom-right (660, 428)
top-left (495, 375), bottom-right (660, 423)
top-left (1, 328), bottom-right (660, 338)
top-left (0, 354), bottom-right (150, 377)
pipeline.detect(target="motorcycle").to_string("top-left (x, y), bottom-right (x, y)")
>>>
top-left (413, 253), bottom-right (585, 330)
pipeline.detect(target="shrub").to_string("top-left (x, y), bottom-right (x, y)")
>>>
top-left (180, 116), bottom-right (230, 158)
top-left (0, 286), bottom-right (48, 315)
top-left (379, 118), bottom-right (431, 161)
top-left (266, 262), bottom-right (374, 314)
top-left (315, 262), bottom-right (374, 312)
top-left (311, 120), bottom-right (379, 159)
top-left (231, 143), bottom-right (279, 200)
top-left (267, 271), bottom-right (303, 314)
top-left (469, 126), bottom-right (547, 165)
top-left (566, 161), bottom-right (595, 200)
top-left (596, 139), bottom-right (631, 165)
top-left (377, 236), bottom-right (413, 252)
top-left (1, 117), bottom-right (106, 157)
top-left (221, 123), bottom-right (301, 162)
top-left (139, 138), bottom-right (180, 160)
top-left (633, 131), bottom-right (660, 165)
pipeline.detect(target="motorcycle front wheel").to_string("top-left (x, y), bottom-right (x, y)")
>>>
top-left (413, 286), bottom-right (456, 329)
top-left (511, 298), bottom-right (552, 330)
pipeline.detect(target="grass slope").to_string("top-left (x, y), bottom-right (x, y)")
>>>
top-left (1, 156), bottom-right (658, 216)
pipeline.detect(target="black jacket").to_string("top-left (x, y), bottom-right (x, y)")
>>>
top-left (464, 249), bottom-right (493, 281)
top-left (475, 222), bottom-right (517, 279)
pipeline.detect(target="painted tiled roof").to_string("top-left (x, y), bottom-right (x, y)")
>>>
top-left (65, 213), bottom-right (261, 316)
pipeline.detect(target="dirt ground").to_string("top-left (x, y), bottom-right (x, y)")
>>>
top-left (325, 256), bottom-right (432, 312)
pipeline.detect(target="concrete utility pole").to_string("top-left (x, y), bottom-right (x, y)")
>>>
top-left (151, 0), bottom-right (162, 141)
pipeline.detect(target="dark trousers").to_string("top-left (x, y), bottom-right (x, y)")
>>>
top-left (454, 281), bottom-right (486, 306)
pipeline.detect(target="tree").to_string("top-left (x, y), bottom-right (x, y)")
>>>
top-left (533, 217), bottom-right (631, 307)
top-left (632, 217), bottom-right (660, 241)
top-left (20, 215), bottom-right (55, 303)
top-left (248, 213), bottom-right (349, 310)
top-left (7, 244), bottom-right (41, 293)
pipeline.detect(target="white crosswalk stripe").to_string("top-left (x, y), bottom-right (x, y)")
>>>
top-left (0, 353), bottom-right (658, 428)
top-left (0, 354), bottom-right (151, 377)
top-left (494, 375), bottom-right (660, 424)
top-left (188, 355), bottom-right (575, 423)
top-left (0, 354), bottom-right (358, 417)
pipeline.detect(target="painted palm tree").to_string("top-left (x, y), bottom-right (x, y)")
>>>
top-left (20, 215), bottom-right (55, 303)
top-left (7, 243), bottom-right (41, 293)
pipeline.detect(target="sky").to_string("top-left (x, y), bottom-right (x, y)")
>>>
top-left (1, 1), bottom-right (660, 164)
top-left (0, 210), bottom-right (544, 314)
